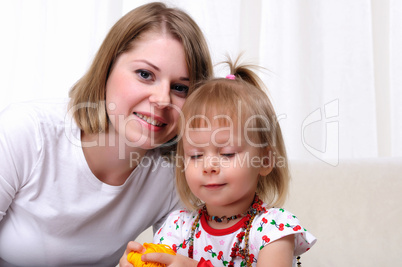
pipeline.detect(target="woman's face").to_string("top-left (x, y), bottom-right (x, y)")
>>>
top-left (106, 31), bottom-right (189, 150)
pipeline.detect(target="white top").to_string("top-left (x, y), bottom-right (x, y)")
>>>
top-left (0, 99), bottom-right (180, 266)
top-left (154, 206), bottom-right (316, 267)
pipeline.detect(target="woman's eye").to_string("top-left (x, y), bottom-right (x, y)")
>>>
top-left (136, 70), bottom-right (153, 81)
top-left (171, 84), bottom-right (189, 98)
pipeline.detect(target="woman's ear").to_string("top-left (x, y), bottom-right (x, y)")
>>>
top-left (259, 147), bottom-right (274, 176)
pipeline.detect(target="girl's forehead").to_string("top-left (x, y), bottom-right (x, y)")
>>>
top-left (183, 123), bottom-right (244, 146)
top-left (184, 111), bottom-right (241, 127)
top-left (181, 111), bottom-right (267, 148)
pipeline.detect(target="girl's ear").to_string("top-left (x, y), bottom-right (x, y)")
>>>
top-left (259, 147), bottom-right (274, 176)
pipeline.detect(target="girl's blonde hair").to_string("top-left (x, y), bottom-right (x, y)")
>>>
top-left (68, 2), bottom-right (213, 134)
top-left (176, 57), bottom-right (290, 210)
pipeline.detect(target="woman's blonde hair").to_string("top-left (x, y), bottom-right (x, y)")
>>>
top-left (176, 57), bottom-right (290, 210)
top-left (68, 2), bottom-right (213, 134)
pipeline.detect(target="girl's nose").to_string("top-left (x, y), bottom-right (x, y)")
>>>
top-left (203, 156), bottom-right (220, 174)
top-left (149, 82), bottom-right (171, 109)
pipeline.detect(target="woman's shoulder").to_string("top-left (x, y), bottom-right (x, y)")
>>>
top-left (0, 98), bottom-right (69, 127)
top-left (0, 99), bottom-right (70, 146)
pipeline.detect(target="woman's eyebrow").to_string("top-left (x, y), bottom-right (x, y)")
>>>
top-left (132, 59), bottom-right (160, 71)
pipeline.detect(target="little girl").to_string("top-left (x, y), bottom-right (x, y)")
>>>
top-left (127, 58), bottom-right (316, 266)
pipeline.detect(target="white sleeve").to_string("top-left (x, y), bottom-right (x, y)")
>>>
top-left (252, 208), bottom-right (317, 256)
top-left (154, 210), bottom-right (185, 244)
top-left (0, 104), bottom-right (43, 222)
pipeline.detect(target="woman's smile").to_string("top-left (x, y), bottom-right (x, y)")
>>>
top-left (134, 112), bottom-right (167, 127)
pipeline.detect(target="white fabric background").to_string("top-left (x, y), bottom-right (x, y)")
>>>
top-left (0, 0), bottom-right (400, 163)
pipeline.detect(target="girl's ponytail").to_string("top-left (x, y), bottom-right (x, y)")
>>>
top-left (224, 55), bottom-right (267, 94)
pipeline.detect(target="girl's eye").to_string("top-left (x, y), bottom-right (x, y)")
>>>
top-left (190, 154), bottom-right (202, 160)
top-left (136, 70), bottom-right (153, 81)
top-left (171, 84), bottom-right (189, 98)
top-left (221, 153), bottom-right (236, 158)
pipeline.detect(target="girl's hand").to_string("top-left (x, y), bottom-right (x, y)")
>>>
top-left (119, 241), bottom-right (145, 267)
top-left (141, 252), bottom-right (199, 267)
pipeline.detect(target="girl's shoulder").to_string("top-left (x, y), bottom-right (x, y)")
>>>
top-left (153, 209), bottom-right (197, 244)
top-left (254, 205), bottom-right (305, 233)
top-left (252, 205), bottom-right (317, 256)
top-left (260, 206), bottom-right (300, 222)
top-left (163, 209), bottom-right (198, 223)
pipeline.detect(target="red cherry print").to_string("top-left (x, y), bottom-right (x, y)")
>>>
top-left (293, 225), bottom-right (301, 231)
top-left (262, 235), bottom-right (270, 243)
top-left (196, 231), bottom-right (201, 238)
top-left (204, 245), bottom-right (212, 252)
top-left (249, 254), bottom-right (255, 262)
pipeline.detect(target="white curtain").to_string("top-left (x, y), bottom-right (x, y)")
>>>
top-left (1, 0), bottom-right (401, 162)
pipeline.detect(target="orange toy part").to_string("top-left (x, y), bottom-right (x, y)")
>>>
top-left (127, 243), bottom-right (176, 267)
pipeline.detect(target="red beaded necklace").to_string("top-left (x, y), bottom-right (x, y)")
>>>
top-left (188, 195), bottom-right (266, 267)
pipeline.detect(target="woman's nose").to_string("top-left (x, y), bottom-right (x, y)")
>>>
top-left (149, 82), bottom-right (171, 109)
top-left (203, 156), bottom-right (220, 174)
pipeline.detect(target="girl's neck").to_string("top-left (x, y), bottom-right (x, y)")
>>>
top-left (81, 130), bottom-right (147, 186)
top-left (203, 194), bottom-right (256, 229)
top-left (205, 194), bottom-right (255, 217)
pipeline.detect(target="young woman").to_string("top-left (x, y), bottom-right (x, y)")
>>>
top-left (0, 2), bottom-right (212, 266)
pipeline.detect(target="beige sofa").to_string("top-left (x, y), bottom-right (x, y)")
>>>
top-left (136, 158), bottom-right (402, 266)
top-left (285, 158), bottom-right (402, 266)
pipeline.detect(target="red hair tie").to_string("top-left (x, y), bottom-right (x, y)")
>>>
top-left (226, 74), bottom-right (235, 80)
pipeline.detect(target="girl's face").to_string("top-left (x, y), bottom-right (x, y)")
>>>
top-left (182, 121), bottom-right (272, 215)
top-left (106, 31), bottom-right (189, 150)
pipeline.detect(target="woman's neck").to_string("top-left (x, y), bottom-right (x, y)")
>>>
top-left (81, 130), bottom-right (147, 186)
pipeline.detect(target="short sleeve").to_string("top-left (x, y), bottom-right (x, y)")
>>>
top-left (153, 209), bottom-right (195, 254)
top-left (0, 104), bottom-right (43, 221)
top-left (251, 208), bottom-right (316, 256)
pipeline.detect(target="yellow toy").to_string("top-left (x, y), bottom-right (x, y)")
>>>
top-left (127, 243), bottom-right (176, 267)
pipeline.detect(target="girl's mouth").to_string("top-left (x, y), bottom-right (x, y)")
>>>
top-left (204, 184), bottom-right (226, 189)
top-left (134, 112), bottom-right (166, 127)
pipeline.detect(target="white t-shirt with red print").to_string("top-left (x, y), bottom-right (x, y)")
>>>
top-left (154, 204), bottom-right (316, 267)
